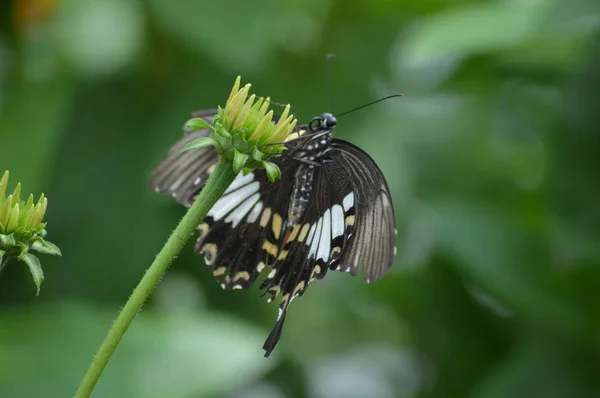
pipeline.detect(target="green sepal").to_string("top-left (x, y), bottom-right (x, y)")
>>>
top-left (242, 167), bottom-right (253, 175)
top-left (262, 161), bottom-right (281, 182)
top-left (262, 143), bottom-right (287, 154)
top-left (185, 118), bottom-right (212, 131)
top-left (19, 252), bottom-right (44, 295)
top-left (0, 249), bottom-right (4, 265)
top-left (180, 137), bottom-right (217, 154)
top-left (31, 239), bottom-right (62, 256)
top-left (233, 149), bottom-right (249, 174)
top-left (214, 125), bottom-right (233, 140)
top-left (252, 147), bottom-right (264, 162)
top-left (0, 233), bottom-right (15, 248)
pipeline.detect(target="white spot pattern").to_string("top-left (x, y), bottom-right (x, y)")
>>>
top-left (308, 217), bottom-right (323, 260)
top-left (208, 182), bottom-right (259, 220)
top-left (343, 192), bottom-right (354, 211)
top-left (247, 201), bottom-right (263, 223)
top-left (224, 172), bottom-right (254, 194)
top-left (316, 209), bottom-right (331, 261)
top-left (224, 193), bottom-right (260, 227)
top-left (331, 204), bottom-right (345, 238)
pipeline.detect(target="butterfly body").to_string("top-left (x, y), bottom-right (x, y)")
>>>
top-left (152, 109), bottom-right (397, 356)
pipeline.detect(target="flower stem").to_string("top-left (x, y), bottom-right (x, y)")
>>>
top-left (74, 160), bottom-right (237, 398)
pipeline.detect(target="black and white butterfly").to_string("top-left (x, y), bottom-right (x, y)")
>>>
top-left (151, 108), bottom-right (397, 357)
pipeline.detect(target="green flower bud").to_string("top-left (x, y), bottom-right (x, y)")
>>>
top-left (0, 171), bottom-right (61, 295)
top-left (182, 76), bottom-right (298, 180)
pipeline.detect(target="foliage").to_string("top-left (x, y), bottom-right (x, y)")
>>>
top-left (1, 0), bottom-right (599, 397)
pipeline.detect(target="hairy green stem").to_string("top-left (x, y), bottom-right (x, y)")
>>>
top-left (74, 160), bottom-right (237, 398)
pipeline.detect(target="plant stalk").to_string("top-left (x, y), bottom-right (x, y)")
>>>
top-left (74, 160), bottom-right (236, 398)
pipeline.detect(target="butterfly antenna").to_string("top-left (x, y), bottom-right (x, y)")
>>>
top-left (335, 94), bottom-right (403, 118)
top-left (326, 53), bottom-right (336, 114)
top-left (259, 97), bottom-right (297, 119)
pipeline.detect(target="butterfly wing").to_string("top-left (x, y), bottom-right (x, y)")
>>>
top-left (260, 139), bottom-right (398, 355)
top-left (193, 156), bottom-right (300, 291)
top-left (329, 139), bottom-right (397, 282)
top-left (151, 109), bottom-right (220, 206)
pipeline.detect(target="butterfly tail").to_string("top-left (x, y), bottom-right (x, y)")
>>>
top-left (262, 304), bottom-right (289, 357)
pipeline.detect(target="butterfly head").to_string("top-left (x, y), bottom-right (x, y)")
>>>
top-left (309, 113), bottom-right (337, 133)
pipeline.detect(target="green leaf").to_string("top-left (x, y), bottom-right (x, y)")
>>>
top-left (262, 161), bottom-right (281, 182)
top-left (180, 137), bottom-right (217, 154)
top-left (54, 0), bottom-right (144, 77)
top-left (472, 337), bottom-right (591, 398)
top-left (19, 252), bottom-right (44, 295)
top-left (232, 149), bottom-right (249, 174)
top-left (432, 200), bottom-right (588, 340)
top-left (185, 117), bottom-right (212, 131)
top-left (402, 2), bottom-right (544, 67)
top-left (0, 303), bottom-right (275, 398)
top-left (0, 73), bottom-right (75, 192)
top-left (146, 0), bottom-right (282, 72)
top-left (31, 239), bottom-right (62, 256)
top-left (0, 249), bottom-right (4, 266)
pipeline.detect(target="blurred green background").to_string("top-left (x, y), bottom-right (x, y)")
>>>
top-left (1, 0), bottom-right (599, 397)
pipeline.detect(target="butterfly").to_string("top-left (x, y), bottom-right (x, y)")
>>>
top-left (151, 108), bottom-right (397, 357)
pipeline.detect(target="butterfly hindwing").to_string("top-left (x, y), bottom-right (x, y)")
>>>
top-left (195, 158), bottom-right (298, 291)
top-left (260, 149), bottom-right (362, 355)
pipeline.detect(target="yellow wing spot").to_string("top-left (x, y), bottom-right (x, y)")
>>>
top-left (260, 207), bottom-right (272, 227)
top-left (268, 285), bottom-right (280, 296)
top-left (330, 247), bottom-right (341, 257)
top-left (293, 281), bottom-right (306, 296)
top-left (262, 240), bottom-right (278, 257)
top-left (286, 132), bottom-right (299, 141)
top-left (285, 224), bottom-right (301, 243)
top-left (310, 265), bottom-right (322, 279)
top-left (345, 215), bottom-right (356, 227)
top-left (201, 243), bottom-right (217, 265)
top-left (272, 213), bottom-right (283, 239)
top-left (281, 293), bottom-right (290, 307)
top-left (212, 266), bottom-right (227, 277)
top-left (233, 271), bottom-right (250, 282)
top-left (207, 164), bottom-right (216, 175)
top-left (268, 268), bottom-right (277, 278)
top-left (256, 262), bottom-right (266, 272)
top-left (298, 223), bottom-right (311, 242)
top-left (277, 250), bottom-right (288, 261)
top-left (285, 129), bottom-right (307, 142)
top-left (198, 223), bottom-right (209, 238)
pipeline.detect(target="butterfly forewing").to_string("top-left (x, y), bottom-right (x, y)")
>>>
top-left (151, 109), bottom-right (219, 206)
top-left (151, 109), bottom-right (397, 357)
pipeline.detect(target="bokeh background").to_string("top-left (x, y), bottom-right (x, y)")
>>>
top-left (1, 0), bottom-right (599, 397)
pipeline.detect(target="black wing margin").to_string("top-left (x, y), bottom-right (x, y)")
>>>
top-left (330, 139), bottom-right (397, 283)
